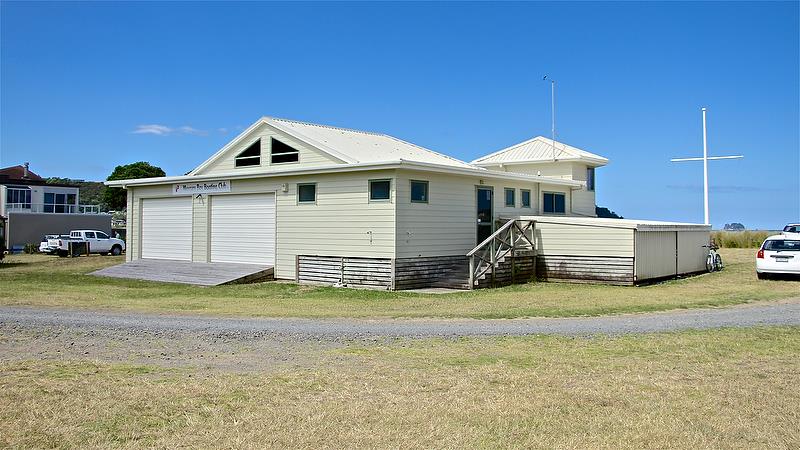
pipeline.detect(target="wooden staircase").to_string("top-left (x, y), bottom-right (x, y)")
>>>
top-left (466, 218), bottom-right (537, 289)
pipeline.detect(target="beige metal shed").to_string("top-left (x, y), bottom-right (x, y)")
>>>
top-left (516, 216), bottom-right (711, 284)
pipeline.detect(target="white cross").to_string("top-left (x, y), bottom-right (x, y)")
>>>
top-left (671, 107), bottom-right (743, 225)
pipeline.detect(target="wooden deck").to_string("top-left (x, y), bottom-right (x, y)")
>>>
top-left (91, 259), bottom-right (274, 286)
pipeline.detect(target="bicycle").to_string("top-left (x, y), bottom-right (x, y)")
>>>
top-left (703, 243), bottom-right (723, 272)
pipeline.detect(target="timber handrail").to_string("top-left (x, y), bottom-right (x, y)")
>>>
top-left (466, 219), bottom-right (517, 257)
top-left (467, 218), bottom-right (537, 288)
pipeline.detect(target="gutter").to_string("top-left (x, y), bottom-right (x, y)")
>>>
top-left (106, 160), bottom-right (583, 189)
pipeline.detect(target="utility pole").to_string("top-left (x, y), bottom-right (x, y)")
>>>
top-left (671, 108), bottom-right (743, 225)
top-left (543, 75), bottom-right (557, 160)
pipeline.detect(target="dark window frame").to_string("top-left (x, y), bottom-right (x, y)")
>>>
top-left (587, 167), bottom-right (596, 191)
top-left (234, 139), bottom-right (262, 168)
top-left (297, 183), bottom-right (317, 204)
top-left (543, 192), bottom-right (566, 214)
top-left (369, 179), bottom-right (392, 202)
top-left (410, 180), bottom-right (429, 203)
top-left (504, 188), bottom-right (515, 207)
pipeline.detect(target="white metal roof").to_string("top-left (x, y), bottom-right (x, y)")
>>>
top-left (472, 136), bottom-right (609, 167)
top-left (265, 117), bottom-right (477, 169)
top-left (513, 215), bottom-right (710, 232)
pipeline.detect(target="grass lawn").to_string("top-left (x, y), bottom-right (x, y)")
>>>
top-left (1, 326), bottom-right (797, 448)
top-left (0, 248), bottom-right (796, 319)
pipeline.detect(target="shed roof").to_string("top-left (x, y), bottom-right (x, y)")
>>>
top-left (472, 136), bottom-right (609, 167)
top-left (514, 215), bottom-right (710, 232)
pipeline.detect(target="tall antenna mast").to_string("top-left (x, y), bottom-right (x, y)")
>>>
top-left (670, 107), bottom-right (743, 225)
top-left (543, 75), bottom-right (557, 160)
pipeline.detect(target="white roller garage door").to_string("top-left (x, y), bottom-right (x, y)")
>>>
top-left (141, 197), bottom-right (193, 261)
top-left (210, 193), bottom-right (275, 265)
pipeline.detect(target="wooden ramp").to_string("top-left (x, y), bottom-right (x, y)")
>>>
top-left (91, 259), bottom-right (274, 286)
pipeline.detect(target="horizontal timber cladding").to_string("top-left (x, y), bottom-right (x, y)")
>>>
top-left (297, 255), bottom-right (393, 290)
top-left (476, 253), bottom-right (537, 289)
top-left (536, 255), bottom-right (635, 285)
top-left (394, 255), bottom-right (469, 290)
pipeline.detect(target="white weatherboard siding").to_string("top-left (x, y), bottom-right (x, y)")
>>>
top-left (395, 170), bottom-right (543, 258)
top-left (197, 122), bottom-right (341, 175)
top-left (140, 197), bottom-right (193, 261)
top-left (534, 222), bottom-right (635, 258)
top-left (210, 193), bottom-right (275, 265)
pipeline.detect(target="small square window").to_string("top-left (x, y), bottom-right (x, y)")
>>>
top-left (369, 179), bottom-right (391, 201)
top-left (298, 183), bottom-right (316, 203)
top-left (410, 180), bottom-right (428, 203)
top-left (521, 189), bottom-right (531, 208)
top-left (504, 188), bottom-right (515, 207)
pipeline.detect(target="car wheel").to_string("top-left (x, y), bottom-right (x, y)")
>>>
top-left (756, 272), bottom-right (768, 280)
top-left (110, 245), bottom-right (122, 256)
top-left (57, 250), bottom-right (68, 257)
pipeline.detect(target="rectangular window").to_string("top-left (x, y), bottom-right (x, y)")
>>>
top-left (84, 232), bottom-right (96, 239)
top-left (271, 138), bottom-right (300, 164)
top-left (410, 180), bottom-right (428, 203)
top-left (504, 188), bottom-right (515, 207)
top-left (587, 167), bottom-right (596, 191)
top-left (543, 192), bottom-right (566, 214)
top-left (6, 187), bottom-right (32, 209)
top-left (298, 183), bottom-right (317, 203)
top-left (521, 189), bottom-right (531, 208)
top-left (369, 179), bottom-right (391, 201)
top-left (235, 139), bottom-right (261, 167)
top-left (96, 232), bottom-right (109, 239)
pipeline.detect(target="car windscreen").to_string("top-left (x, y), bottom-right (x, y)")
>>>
top-left (784, 225), bottom-right (799, 233)
top-left (763, 240), bottom-right (800, 251)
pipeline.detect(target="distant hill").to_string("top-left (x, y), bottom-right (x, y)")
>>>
top-left (596, 206), bottom-right (623, 219)
top-left (46, 178), bottom-right (108, 211)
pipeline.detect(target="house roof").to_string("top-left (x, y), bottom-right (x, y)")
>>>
top-left (0, 165), bottom-right (44, 182)
top-left (191, 116), bottom-right (477, 175)
top-left (472, 136), bottom-right (609, 167)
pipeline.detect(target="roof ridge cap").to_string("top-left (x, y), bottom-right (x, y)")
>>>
top-left (265, 116), bottom-right (385, 137)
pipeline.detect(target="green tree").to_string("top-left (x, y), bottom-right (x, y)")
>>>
top-left (104, 162), bottom-right (166, 210)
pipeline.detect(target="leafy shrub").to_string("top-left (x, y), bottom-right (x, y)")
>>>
top-left (711, 231), bottom-right (774, 248)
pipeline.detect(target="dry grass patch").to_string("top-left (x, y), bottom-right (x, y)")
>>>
top-left (0, 249), bottom-right (796, 319)
top-left (1, 327), bottom-right (798, 448)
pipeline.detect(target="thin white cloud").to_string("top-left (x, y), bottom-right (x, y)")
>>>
top-left (177, 126), bottom-right (208, 136)
top-left (132, 124), bottom-right (174, 135)
top-left (131, 124), bottom-right (208, 136)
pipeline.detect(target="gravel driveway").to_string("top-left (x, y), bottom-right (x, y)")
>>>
top-left (2, 300), bottom-right (799, 338)
top-left (1, 301), bottom-right (798, 372)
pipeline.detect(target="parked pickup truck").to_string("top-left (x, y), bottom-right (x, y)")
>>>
top-left (49, 230), bottom-right (126, 257)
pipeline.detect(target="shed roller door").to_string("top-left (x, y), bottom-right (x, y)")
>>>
top-left (211, 193), bottom-right (275, 265)
top-left (141, 197), bottom-right (193, 261)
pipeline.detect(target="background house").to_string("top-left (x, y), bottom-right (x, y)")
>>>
top-left (0, 163), bottom-right (112, 251)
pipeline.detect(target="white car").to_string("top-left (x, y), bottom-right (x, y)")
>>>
top-left (756, 234), bottom-right (800, 279)
top-left (39, 235), bottom-right (62, 254)
top-left (782, 223), bottom-right (800, 238)
top-left (50, 230), bottom-right (126, 257)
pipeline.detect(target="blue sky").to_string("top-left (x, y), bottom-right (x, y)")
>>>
top-left (1, 1), bottom-right (798, 229)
